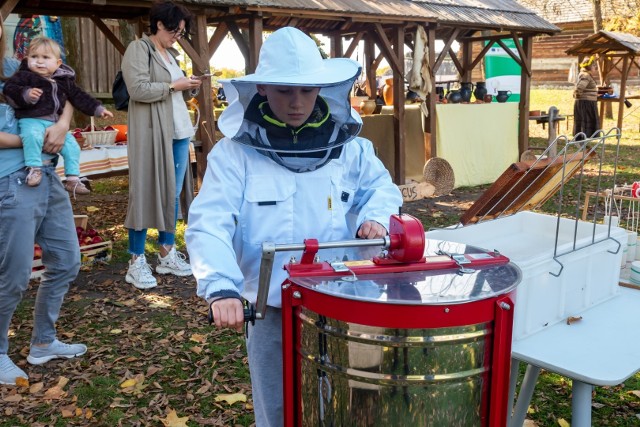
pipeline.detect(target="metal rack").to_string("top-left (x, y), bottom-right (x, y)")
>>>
top-left (444, 128), bottom-right (623, 276)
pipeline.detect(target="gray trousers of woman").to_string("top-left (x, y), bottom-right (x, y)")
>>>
top-left (0, 164), bottom-right (80, 354)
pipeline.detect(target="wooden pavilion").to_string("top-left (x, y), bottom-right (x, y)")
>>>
top-left (0, 0), bottom-right (559, 185)
top-left (566, 31), bottom-right (640, 131)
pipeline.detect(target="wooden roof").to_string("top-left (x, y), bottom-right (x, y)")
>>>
top-left (185, 0), bottom-right (559, 36)
top-left (9, 0), bottom-right (558, 36)
top-left (566, 31), bottom-right (640, 56)
top-left (517, 0), bottom-right (635, 26)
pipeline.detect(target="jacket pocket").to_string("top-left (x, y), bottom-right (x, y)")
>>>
top-left (241, 175), bottom-right (296, 245)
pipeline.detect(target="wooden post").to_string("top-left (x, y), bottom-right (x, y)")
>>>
top-left (427, 24), bottom-right (437, 160)
top-left (391, 25), bottom-right (405, 185)
top-left (617, 55), bottom-right (630, 130)
top-left (248, 15), bottom-right (263, 74)
top-left (364, 37), bottom-right (376, 99)
top-left (518, 35), bottom-right (533, 155)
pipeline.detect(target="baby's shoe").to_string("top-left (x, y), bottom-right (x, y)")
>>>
top-left (26, 167), bottom-right (42, 187)
top-left (64, 177), bottom-right (91, 196)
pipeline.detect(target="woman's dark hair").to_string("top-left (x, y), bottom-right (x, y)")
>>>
top-left (149, 1), bottom-right (193, 37)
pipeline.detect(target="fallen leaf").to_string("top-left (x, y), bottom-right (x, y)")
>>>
top-left (160, 409), bottom-right (190, 427)
top-left (214, 392), bottom-right (247, 405)
top-left (566, 316), bottom-right (583, 325)
top-left (86, 206), bottom-right (100, 213)
top-left (120, 378), bottom-right (137, 388)
top-left (632, 390), bottom-right (640, 399)
top-left (29, 382), bottom-right (44, 394)
top-left (558, 419), bottom-right (570, 427)
top-left (43, 385), bottom-right (66, 400)
top-left (110, 329), bottom-right (123, 334)
top-left (3, 394), bottom-right (23, 403)
top-left (14, 377), bottom-right (29, 387)
top-left (57, 376), bottom-right (70, 388)
top-left (190, 333), bottom-right (207, 344)
top-left (190, 346), bottom-right (203, 354)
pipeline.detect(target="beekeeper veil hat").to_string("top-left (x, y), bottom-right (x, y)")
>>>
top-left (218, 27), bottom-right (362, 149)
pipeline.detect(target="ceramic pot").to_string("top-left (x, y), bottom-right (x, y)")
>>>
top-left (383, 78), bottom-right (394, 106)
top-left (446, 90), bottom-right (462, 104)
top-left (474, 82), bottom-right (488, 101)
top-left (483, 94), bottom-right (493, 103)
top-left (359, 99), bottom-right (377, 115)
top-left (459, 82), bottom-right (473, 102)
top-left (496, 90), bottom-right (512, 103)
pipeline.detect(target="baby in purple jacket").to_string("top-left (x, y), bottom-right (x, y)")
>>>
top-left (3, 37), bottom-right (113, 195)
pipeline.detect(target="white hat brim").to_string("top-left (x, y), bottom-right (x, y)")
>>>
top-left (227, 58), bottom-right (360, 87)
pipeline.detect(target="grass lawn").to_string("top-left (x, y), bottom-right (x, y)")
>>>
top-left (2, 89), bottom-right (640, 426)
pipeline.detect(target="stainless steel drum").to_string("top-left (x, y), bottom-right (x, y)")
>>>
top-left (280, 240), bottom-right (521, 427)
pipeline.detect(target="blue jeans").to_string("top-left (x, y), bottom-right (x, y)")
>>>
top-left (20, 118), bottom-right (81, 176)
top-left (128, 137), bottom-right (190, 255)
top-left (0, 165), bottom-right (81, 354)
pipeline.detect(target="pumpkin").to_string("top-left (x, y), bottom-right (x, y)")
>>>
top-left (111, 124), bottom-right (128, 142)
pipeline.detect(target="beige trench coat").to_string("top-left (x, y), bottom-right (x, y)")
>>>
top-left (121, 34), bottom-right (190, 233)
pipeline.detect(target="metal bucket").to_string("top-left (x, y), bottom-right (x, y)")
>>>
top-left (281, 241), bottom-right (521, 427)
top-left (299, 311), bottom-right (492, 426)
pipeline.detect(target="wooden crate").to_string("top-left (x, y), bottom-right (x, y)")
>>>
top-left (80, 240), bottom-right (113, 265)
top-left (74, 214), bottom-right (88, 229)
top-left (30, 215), bottom-right (110, 280)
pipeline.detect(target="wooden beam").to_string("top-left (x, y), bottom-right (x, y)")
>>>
top-left (495, 38), bottom-right (523, 68)
top-left (208, 22), bottom-right (229, 60)
top-left (510, 31), bottom-right (531, 76)
top-left (433, 28), bottom-right (460, 73)
top-left (227, 20), bottom-right (250, 68)
top-left (0, 0), bottom-right (19, 20)
top-left (90, 15), bottom-right (126, 56)
top-left (330, 34), bottom-right (343, 58)
top-left (248, 15), bottom-right (263, 73)
top-left (372, 23), bottom-right (402, 75)
top-left (469, 40), bottom-right (495, 71)
top-left (617, 55), bottom-right (630, 130)
top-left (364, 37), bottom-right (376, 98)
top-left (518, 36), bottom-right (533, 156)
top-left (447, 47), bottom-right (463, 75)
top-left (372, 52), bottom-right (384, 70)
top-left (390, 25), bottom-right (405, 185)
top-left (344, 33), bottom-right (363, 58)
top-left (191, 13), bottom-right (216, 185)
top-left (177, 38), bottom-right (204, 72)
top-left (427, 24), bottom-right (437, 160)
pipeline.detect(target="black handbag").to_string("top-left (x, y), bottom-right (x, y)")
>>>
top-left (112, 43), bottom-right (151, 111)
top-left (112, 71), bottom-right (129, 111)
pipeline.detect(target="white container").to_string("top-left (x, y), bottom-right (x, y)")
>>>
top-left (427, 211), bottom-right (626, 341)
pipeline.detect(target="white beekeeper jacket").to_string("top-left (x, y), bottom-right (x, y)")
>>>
top-left (185, 27), bottom-right (402, 308)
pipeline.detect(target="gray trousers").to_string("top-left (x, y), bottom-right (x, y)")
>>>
top-left (247, 307), bottom-right (284, 427)
top-left (0, 165), bottom-right (80, 354)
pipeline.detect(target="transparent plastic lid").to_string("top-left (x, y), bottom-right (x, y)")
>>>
top-left (288, 239), bottom-right (521, 305)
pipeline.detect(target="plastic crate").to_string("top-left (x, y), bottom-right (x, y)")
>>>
top-left (427, 211), bottom-right (626, 340)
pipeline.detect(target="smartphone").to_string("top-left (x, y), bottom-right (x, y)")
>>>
top-left (192, 73), bottom-right (213, 80)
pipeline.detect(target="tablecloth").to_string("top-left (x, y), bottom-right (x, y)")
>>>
top-left (436, 102), bottom-right (519, 188)
top-left (55, 143), bottom-right (197, 179)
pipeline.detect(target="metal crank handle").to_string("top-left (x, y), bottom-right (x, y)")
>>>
top-left (253, 237), bottom-right (390, 321)
top-left (208, 302), bottom-right (256, 326)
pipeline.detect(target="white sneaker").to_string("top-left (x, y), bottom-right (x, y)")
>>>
top-left (156, 247), bottom-right (192, 276)
top-left (125, 255), bottom-right (158, 289)
top-left (0, 354), bottom-right (28, 385)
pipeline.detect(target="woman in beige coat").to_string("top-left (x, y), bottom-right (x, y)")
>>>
top-left (121, 1), bottom-right (202, 289)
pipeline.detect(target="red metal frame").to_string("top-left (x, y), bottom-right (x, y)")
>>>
top-left (281, 280), bottom-right (516, 427)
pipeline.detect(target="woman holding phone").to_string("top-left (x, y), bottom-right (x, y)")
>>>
top-left (120, 0), bottom-right (202, 289)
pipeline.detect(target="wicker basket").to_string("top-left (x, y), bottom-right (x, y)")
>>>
top-left (81, 130), bottom-right (118, 147)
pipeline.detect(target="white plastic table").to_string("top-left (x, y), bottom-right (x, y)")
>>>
top-left (508, 287), bottom-right (640, 427)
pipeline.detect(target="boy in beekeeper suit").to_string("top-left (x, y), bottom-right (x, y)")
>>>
top-left (185, 27), bottom-right (402, 426)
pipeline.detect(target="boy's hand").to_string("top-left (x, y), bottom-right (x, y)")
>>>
top-left (210, 299), bottom-right (244, 333)
top-left (357, 220), bottom-right (387, 239)
top-left (27, 88), bottom-right (42, 103)
top-left (100, 109), bottom-right (114, 119)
